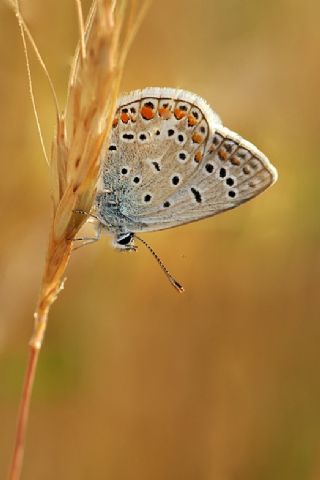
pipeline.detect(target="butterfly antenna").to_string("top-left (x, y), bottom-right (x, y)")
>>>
top-left (135, 235), bottom-right (184, 293)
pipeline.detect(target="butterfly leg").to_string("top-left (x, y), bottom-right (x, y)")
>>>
top-left (73, 209), bottom-right (100, 221)
top-left (71, 220), bottom-right (103, 251)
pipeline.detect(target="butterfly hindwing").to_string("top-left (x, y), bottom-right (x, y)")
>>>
top-left (98, 88), bottom-right (277, 233)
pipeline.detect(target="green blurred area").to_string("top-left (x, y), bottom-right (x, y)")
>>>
top-left (0, 0), bottom-right (320, 479)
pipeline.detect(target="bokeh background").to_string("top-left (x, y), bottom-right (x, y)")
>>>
top-left (1, 1), bottom-right (320, 479)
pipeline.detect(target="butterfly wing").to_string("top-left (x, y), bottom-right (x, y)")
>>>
top-left (98, 88), bottom-right (277, 233)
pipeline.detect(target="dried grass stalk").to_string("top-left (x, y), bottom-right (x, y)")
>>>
top-left (7, 1), bottom-right (150, 479)
top-left (36, 0), bottom-right (148, 348)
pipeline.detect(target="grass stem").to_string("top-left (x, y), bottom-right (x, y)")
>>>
top-left (7, 346), bottom-right (40, 480)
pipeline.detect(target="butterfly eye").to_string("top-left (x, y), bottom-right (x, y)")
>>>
top-left (116, 232), bottom-right (134, 246)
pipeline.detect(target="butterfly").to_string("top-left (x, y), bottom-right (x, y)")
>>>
top-left (78, 88), bottom-right (277, 291)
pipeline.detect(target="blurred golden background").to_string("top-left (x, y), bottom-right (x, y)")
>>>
top-left (1, 0), bottom-right (320, 479)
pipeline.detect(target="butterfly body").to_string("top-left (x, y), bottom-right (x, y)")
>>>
top-left (94, 87), bottom-right (277, 250)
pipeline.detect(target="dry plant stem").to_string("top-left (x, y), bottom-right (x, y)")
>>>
top-left (9, 239), bottom-right (70, 478)
top-left (7, 1), bottom-right (150, 479)
top-left (75, 0), bottom-right (87, 61)
top-left (12, 0), bottom-right (50, 164)
top-left (8, 237), bottom-right (72, 480)
top-left (8, 347), bottom-right (39, 480)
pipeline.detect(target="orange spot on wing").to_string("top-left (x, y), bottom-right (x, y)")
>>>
top-left (141, 106), bottom-right (154, 120)
top-left (158, 107), bottom-right (172, 119)
top-left (230, 156), bottom-right (241, 166)
top-left (112, 118), bottom-right (118, 128)
top-left (120, 113), bottom-right (130, 123)
top-left (188, 115), bottom-right (197, 127)
top-left (194, 151), bottom-right (203, 163)
top-left (174, 108), bottom-right (187, 120)
top-left (192, 133), bottom-right (203, 144)
top-left (218, 149), bottom-right (228, 161)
